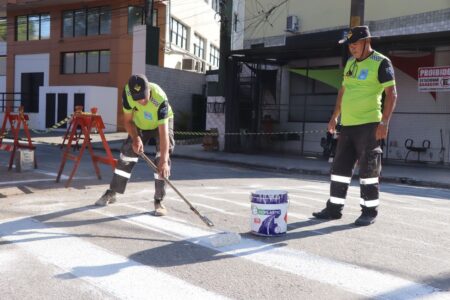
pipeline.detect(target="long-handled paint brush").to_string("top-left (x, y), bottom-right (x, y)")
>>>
top-left (139, 152), bottom-right (241, 247)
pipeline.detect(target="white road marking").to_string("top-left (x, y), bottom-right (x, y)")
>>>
top-left (34, 169), bottom-right (97, 181)
top-left (0, 179), bottom-right (57, 186)
top-left (0, 251), bottom-right (17, 271)
top-left (88, 209), bottom-right (449, 300)
top-left (166, 196), bottom-right (240, 216)
top-left (0, 217), bottom-right (229, 300)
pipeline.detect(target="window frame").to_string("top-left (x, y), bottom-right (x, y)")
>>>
top-left (62, 6), bottom-right (111, 38)
top-left (209, 44), bottom-right (220, 67)
top-left (170, 17), bottom-right (188, 50)
top-left (61, 50), bottom-right (110, 74)
top-left (193, 33), bottom-right (205, 59)
top-left (15, 13), bottom-right (51, 41)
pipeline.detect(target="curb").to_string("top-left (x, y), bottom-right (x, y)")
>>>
top-left (95, 145), bottom-right (450, 190)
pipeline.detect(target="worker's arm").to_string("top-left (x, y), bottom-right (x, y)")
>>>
top-left (376, 85), bottom-right (397, 140)
top-left (328, 86), bottom-right (345, 134)
top-left (157, 121), bottom-right (170, 178)
top-left (123, 112), bottom-right (143, 154)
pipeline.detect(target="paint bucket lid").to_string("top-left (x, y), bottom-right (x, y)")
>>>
top-left (251, 190), bottom-right (288, 204)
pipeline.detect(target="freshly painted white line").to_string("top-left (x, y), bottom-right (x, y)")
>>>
top-left (90, 210), bottom-right (448, 300)
top-left (193, 194), bottom-right (249, 208)
top-left (166, 196), bottom-right (240, 216)
top-left (33, 169), bottom-right (98, 181)
top-left (0, 217), bottom-right (228, 300)
top-left (32, 169), bottom-right (69, 179)
top-left (0, 179), bottom-right (57, 186)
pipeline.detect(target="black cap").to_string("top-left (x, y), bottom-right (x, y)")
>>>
top-left (338, 25), bottom-right (378, 44)
top-left (128, 74), bottom-right (148, 101)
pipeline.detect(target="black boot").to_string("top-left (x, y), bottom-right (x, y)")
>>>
top-left (355, 207), bottom-right (377, 226)
top-left (312, 200), bottom-right (343, 220)
top-left (95, 189), bottom-right (117, 206)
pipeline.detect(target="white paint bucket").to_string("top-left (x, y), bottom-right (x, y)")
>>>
top-left (250, 190), bottom-right (288, 236)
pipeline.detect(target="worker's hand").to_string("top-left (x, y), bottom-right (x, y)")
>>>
top-left (327, 118), bottom-right (337, 134)
top-left (376, 123), bottom-right (388, 140)
top-left (132, 137), bottom-right (144, 154)
top-left (158, 160), bottom-right (170, 179)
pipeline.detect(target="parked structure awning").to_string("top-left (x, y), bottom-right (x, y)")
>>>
top-left (290, 68), bottom-right (343, 90)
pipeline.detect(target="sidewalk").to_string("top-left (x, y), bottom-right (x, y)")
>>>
top-left (10, 131), bottom-right (450, 190)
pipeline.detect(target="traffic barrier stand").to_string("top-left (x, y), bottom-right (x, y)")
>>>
top-left (0, 106), bottom-right (37, 170)
top-left (56, 107), bottom-right (117, 187)
top-left (61, 109), bottom-right (83, 151)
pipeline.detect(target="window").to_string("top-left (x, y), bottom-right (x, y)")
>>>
top-left (128, 6), bottom-right (144, 33)
top-left (209, 44), bottom-right (220, 67)
top-left (0, 18), bottom-right (6, 41)
top-left (212, 0), bottom-right (220, 13)
top-left (233, 13), bottom-right (238, 32)
top-left (87, 51), bottom-right (99, 73)
top-left (193, 33), bottom-right (205, 59)
top-left (62, 50), bottom-right (110, 74)
top-left (99, 50), bottom-right (110, 72)
top-left (0, 56), bottom-right (6, 76)
top-left (63, 52), bottom-right (74, 74)
top-left (128, 6), bottom-right (158, 33)
top-left (28, 15), bottom-right (40, 40)
top-left (75, 52), bottom-right (86, 73)
top-left (87, 8), bottom-right (100, 36)
top-left (170, 18), bottom-right (188, 50)
top-left (16, 13), bottom-right (51, 41)
top-left (62, 6), bottom-right (111, 38)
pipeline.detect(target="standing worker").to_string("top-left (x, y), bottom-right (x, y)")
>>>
top-left (96, 74), bottom-right (174, 216)
top-left (312, 26), bottom-right (397, 226)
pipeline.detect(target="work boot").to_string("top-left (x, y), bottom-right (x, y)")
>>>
top-left (95, 189), bottom-right (116, 206)
top-left (312, 199), bottom-right (343, 220)
top-left (153, 199), bottom-right (167, 216)
top-left (355, 208), bottom-right (377, 226)
top-left (312, 208), bottom-right (342, 220)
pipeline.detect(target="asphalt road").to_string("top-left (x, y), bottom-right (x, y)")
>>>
top-left (1, 144), bottom-right (450, 299)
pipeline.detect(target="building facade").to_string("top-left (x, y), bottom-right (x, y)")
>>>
top-left (225, 0), bottom-right (450, 164)
top-left (3, 0), bottom-right (221, 132)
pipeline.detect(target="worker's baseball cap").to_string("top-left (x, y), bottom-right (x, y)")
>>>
top-left (128, 74), bottom-right (148, 101)
top-left (338, 25), bottom-right (378, 44)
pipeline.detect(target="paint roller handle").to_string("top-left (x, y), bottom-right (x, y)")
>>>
top-left (138, 152), bottom-right (215, 227)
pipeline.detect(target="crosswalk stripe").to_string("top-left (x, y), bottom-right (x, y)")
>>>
top-left (91, 209), bottom-right (448, 300)
top-left (0, 217), bottom-right (229, 300)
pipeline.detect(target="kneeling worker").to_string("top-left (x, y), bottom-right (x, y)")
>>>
top-left (96, 74), bottom-right (174, 216)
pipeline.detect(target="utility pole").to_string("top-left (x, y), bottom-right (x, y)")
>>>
top-left (145, 0), bottom-right (159, 65)
top-left (218, 0), bottom-right (232, 96)
top-left (218, 0), bottom-right (237, 152)
top-left (343, 0), bottom-right (365, 64)
top-left (349, 0), bottom-right (364, 27)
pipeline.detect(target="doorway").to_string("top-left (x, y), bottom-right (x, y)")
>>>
top-left (21, 72), bottom-right (44, 113)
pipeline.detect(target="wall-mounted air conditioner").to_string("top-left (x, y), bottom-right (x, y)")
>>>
top-left (286, 15), bottom-right (299, 33)
top-left (182, 58), bottom-right (196, 71)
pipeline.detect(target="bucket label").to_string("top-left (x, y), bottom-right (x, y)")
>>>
top-left (251, 203), bottom-right (287, 236)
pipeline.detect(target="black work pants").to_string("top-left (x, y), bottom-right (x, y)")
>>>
top-left (328, 123), bottom-right (382, 215)
top-left (110, 119), bottom-right (174, 201)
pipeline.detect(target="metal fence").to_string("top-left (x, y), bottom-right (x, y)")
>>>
top-left (0, 93), bottom-right (24, 112)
